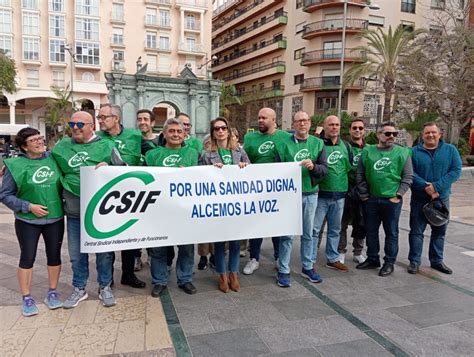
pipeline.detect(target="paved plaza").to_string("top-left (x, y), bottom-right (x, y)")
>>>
top-left (1, 174), bottom-right (473, 356)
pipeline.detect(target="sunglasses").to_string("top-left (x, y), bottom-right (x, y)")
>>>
top-left (383, 131), bottom-right (398, 137)
top-left (182, 123), bottom-right (192, 127)
top-left (68, 121), bottom-right (90, 129)
top-left (213, 126), bottom-right (228, 132)
top-left (351, 126), bottom-right (364, 131)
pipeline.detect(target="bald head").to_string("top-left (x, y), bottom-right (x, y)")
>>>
top-left (323, 115), bottom-right (341, 140)
top-left (71, 111), bottom-right (94, 123)
top-left (69, 111), bottom-right (95, 143)
top-left (258, 107), bottom-right (277, 134)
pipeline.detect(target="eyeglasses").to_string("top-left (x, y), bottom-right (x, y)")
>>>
top-left (213, 126), bottom-right (228, 132)
top-left (294, 119), bottom-right (310, 124)
top-left (68, 121), bottom-right (90, 129)
top-left (96, 114), bottom-right (115, 121)
top-left (351, 126), bottom-right (364, 131)
top-left (182, 123), bottom-right (192, 127)
top-left (26, 136), bottom-right (44, 143)
top-left (383, 131), bottom-right (398, 137)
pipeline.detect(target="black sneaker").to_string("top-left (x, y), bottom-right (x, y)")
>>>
top-left (178, 282), bottom-right (197, 295)
top-left (198, 256), bottom-right (208, 270)
top-left (407, 262), bottom-right (419, 274)
top-left (151, 284), bottom-right (167, 297)
top-left (209, 254), bottom-right (216, 269)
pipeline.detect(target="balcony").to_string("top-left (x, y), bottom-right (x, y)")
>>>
top-left (144, 17), bottom-right (172, 29)
top-left (145, 0), bottom-right (171, 5)
top-left (300, 76), bottom-right (364, 92)
top-left (212, 12), bottom-right (288, 52)
top-left (177, 43), bottom-right (206, 56)
top-left (175, 0), bottom-right (208, 10)
top-left (303, 0), bottom-right (368, 13)
top-left (213, 0), bottom-right (243, 19)
top-left (110, 12), bottom-right (125, 24)
top-left (301, 48), bottom-right (366, 66)
top-left (111, 36), bottom-right (125, 48)
top-left (302, 18), bottom-right (368, 39)
top-left (144, 41), bottom-right (172, 53)
top-left (238, 85), bottom-right (285, 101)
top-left (111, 60), bottom-right (125, 72)
top-left (184, 20), bottom-right (201, 31)
top-left (212, 37), bottom-right (286, 72)
top-left (222, 61), bottom-right (285, 85)
top-left (213, 0), bottom-right (284, 37)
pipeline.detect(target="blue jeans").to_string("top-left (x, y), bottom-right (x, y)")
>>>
top-left (363, 197), bottom-right (402, 264)
top-left (150, 244), bottom-right (194, 285)
top-left (279, 194), bottom-right (318, 273)
top-left (66, 217), bottom-right (113, 288)
top-left (312, 196), bottom-right (345, 263)
top-left (215, 240), bottom-right (240, 273)
top-left (249, 237), bottom-right (279, 261)
top-left (408, 197), bottom-right (449, 266)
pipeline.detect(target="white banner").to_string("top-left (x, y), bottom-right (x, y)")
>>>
top-left (80, 163), bottom-right (302, 253)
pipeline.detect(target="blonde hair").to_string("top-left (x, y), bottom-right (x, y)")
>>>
top-left (209, 117), bottom-right (237, 151)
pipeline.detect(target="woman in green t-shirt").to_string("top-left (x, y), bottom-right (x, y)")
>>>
top-left (0, 128), bottom-right (64, 317)
top-left (199, 117), bottom-right (250, 293)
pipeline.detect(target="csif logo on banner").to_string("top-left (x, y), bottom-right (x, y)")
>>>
top-left (258, 141), bottom-right (275, 154)
top-left (84, 171), bottom-right (161, 239)
top-left (32, 166), bottom-right (54, 184)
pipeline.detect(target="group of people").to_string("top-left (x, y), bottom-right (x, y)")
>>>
top-left (0, 104), bottom-right (462, 317)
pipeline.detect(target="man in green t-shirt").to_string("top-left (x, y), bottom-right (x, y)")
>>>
top-left (242, 107), bottom-right (290, 275)
top-left (277, 111), bottom-right (327, 287)
top-left (356, 123), bottom-right (413, 277)
top-left (145, 117), bottom-right (198, 297)
top-left (178, 112), bottom-right (203, 154)
top-left (97, 104), bottom-right (146, 290)
top-left (138, 109), bottom-right (161, 154)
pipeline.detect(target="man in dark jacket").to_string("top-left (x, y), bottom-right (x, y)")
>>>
top-left (407, 122), bottom-right (462, 274)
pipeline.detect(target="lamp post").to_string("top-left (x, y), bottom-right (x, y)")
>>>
top-left (198, 54), bottom-right (218, 79)
top-left (64, 43), bottom-right (77, 112)
top-left (337, 0), bottom-right (380, 119)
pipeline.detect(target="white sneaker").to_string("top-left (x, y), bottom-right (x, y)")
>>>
top-left (339, 253), bottom-right (346, 264)
top-left (353, 254), bottom-right (367, 264)
top-left (243, 258), bottom-right (260, 275)
top-left (274, 258), bottom-right (280, 271)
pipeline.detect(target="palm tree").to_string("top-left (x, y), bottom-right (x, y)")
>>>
top-left (344, 25), bottom-right (424, 122)
top-left (43, 85), bottom-right (73, 148)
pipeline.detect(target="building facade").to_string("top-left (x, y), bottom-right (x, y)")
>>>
top-left (0, 0), bottom-right (213, 136)
top-left (211, 0), bottom-right (469, 129)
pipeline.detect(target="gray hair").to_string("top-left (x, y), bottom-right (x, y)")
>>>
top-left (100, 103), bottom-right (122, 119)
top-left (163, 117), bottom-right (184, 131)
top-left (293, 110), bottom-right (310, 122)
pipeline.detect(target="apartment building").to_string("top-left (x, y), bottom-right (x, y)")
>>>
top-left (211, 0), bottom-right (469, 129)
top-left (0, 0), bottom-right (212, 136)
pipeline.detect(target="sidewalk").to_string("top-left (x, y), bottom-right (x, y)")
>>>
top-left (1, 178), bottom-right (473, 356)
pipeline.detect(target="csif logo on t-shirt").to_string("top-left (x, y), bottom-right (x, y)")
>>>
top-left (68, 152), bottom-right (90, 168)
top-left (353, 153), bottom-right (361, 166)
top-left (163, 154), bottom-right (182, 167)
top-left (222, 154), bottom-right (232, 165)
top-left (32, 166), bottom-right (55, 184)
top-left (373, 157), bottom-right (392, 171)
top-left (327, 150), bottom-right (343, 165)
top-left (258, 141), bottom-right (275, 155)
top-left (294, 149), bottom-right (310, 161)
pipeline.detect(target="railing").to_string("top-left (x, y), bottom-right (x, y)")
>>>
top-left (222, 61), bottom-right (285, 81)
top-left (111, 35), bottom-right (124, 46)
top-left (144, 40), bottom-right (171, 51)
top-left (300, 76), bottom-right (364, 90)
top-left (213, 0), bottom-right (241, 17)
top-left (144, 17), bottom-right (171, 28)
top-left (304, 0), bottom-right (367, 8)
top-left (301, 48), bottom-right (366, 64)
top-left (303, 18), bottom-right (368, 36)
top-left (145, 0), bottom-right (171, 4)
top-left (212, 11), bottom-right (287, 49)
top-left (184, 20), bottom-right (201, 31)
top-left (110, 11), bottom-right (124, 22)
top-left (213, 36), bottom-right (286, 66)
top-left (111, 60), bottom-right (125, 71)
top-left (178, 43), bottom-right (205, 53)
top-left (238, 85), bottom-right (285, 99)
top-left (213, 0), bottom-right (264, 31)
top-left (176, 0), bottom-right (208, 8)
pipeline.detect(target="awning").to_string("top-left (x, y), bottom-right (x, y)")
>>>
top-left (0, 124), bottom-right (30, 136)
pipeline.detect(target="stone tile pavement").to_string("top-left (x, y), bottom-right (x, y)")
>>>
top-left (0, 178), bottom-right (473, 356)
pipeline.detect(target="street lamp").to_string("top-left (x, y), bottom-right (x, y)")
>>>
top-left (337, 0), bottom-right (380, 119)
top-left (198, 54), bottom-right (218, 79)
top-left (64, 43), bottom-right (77, 111)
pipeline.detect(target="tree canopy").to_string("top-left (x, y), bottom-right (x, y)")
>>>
top-left (0, 50), bottom-right (17, 94)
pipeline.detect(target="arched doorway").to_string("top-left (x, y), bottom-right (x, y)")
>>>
top-left (152, 102), bottom-right (178, 128)
top-left (80, 99), bottom-right (95, 115)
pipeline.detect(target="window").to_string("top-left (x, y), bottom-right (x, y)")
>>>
top-left (291, 96), bottom-right (303, 117)
top-left (146, 32), bottom-right (156, 48)
top-left (158, 54), bottom-right (170, 72)
top-left (401, 21), bottom-right (414, 32)
top-left (113, 51), bottom-right (124, 70)
top-left (112, 28), bottom-right (124, 45)
top-left (401, 0), bottom-right (415, 13)
top-left (113, 50), bottom-right (124, 61)
top-left (296, 0), bottom-right (303, 9)
top-left (294, 47), bottom-right (305, 60)
top-left (22, 12), bottom-right (39, 35)
top-left (317, 96), bottom-right (338, 111)
top-left (52, 70), bottom-right (65, 87)
top-left (0, 35), bottom-right (12, 56)
top-left (112, 3), bottom-right (124, 21)
top-left (159, 36), bottom-right (170, 50)
top-left (186, 14), bottom-right (195, 29)
top-left (186, 37), bottom-right (196, 51)
top-left (49, 39), bottom-right (65, 62)
top-left (429, 25), bottom-right (442, 36)
top-left (75, 18), bottom-right (99, 41)
top-left (272, 79), bottom-right (281, 89)
top-left (23, 37), bottom-right (40, 61)
top-left (369, 15), bottom-right (385, 27)
top-left (75, 41), bottom-right (100, 65)
top-left (0, 9), bottom-right (12, 33)
top-left (323, 41), bottom-right (342, 59)
top-left (147, 54), bottom-right (157, 71)
top-left (49, 15), bottom-right (65, 37)
top-left (295, 21), bottom-right (306, 34)
top-left (294, 74), bottom-right (304, 85)
top-left (0, 0), bottom-right (12, 6)
top-left (76, 0), bottom-right (99, 16)
top-left (431, 0), bottom-right (445, 9)
top-left (82, 72), bottom-right (94, 81)
top-left (22, 0), bottom-right (38, 9)
top-left (160, 10), bottom-right (170, 27)
top-left (146, 8), bottom-right (157, 25)
top-left (27, 69), bottom-right (39, 87)
top-left (49, 0), bottom-right (64, 12)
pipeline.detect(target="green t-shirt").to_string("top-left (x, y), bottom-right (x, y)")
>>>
top-left (145, 145), bottom-right (199, 167)
top-left (97, 128), bottom-right (142, 166)
top-left (319, 139), bottom-right (351, 193)
top-left (362, 145), bottom-right (410, 198)
top-left (218, 148), bottom-right (233, 165)
top-left (280, 136), bottom-right (325, 193)
top-left (4, 155), bottom-right (64, 220)
top-left (243, 130), bottom-right (290, 164)
top-left (349, 144), bottom-right (366, 185)
top-left (52, 138), bottom-right (115, 196)
top-left (185, 136), bottom-right (203, 154)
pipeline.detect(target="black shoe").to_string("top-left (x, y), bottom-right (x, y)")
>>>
top-left (209, 254), bottom-right (216, 269)
top-left (121, 274), bottom-right (146, 288)
top-left (198, 256), bottom-right (208, 270)
top-left (151, 284), bottom-right (167, 297)
top-left (356, 259), bottom-right (381, 270)
top-left (379, 263), bottom-right (394, 277)
top-left (178, 282), bottom-right (197, 295)
top-left (431, 262), bottom-right (453, 274)
top-left (110, 279), bottom-right (114, 288)
top-left (407, 262), bottom-right (419, 274)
